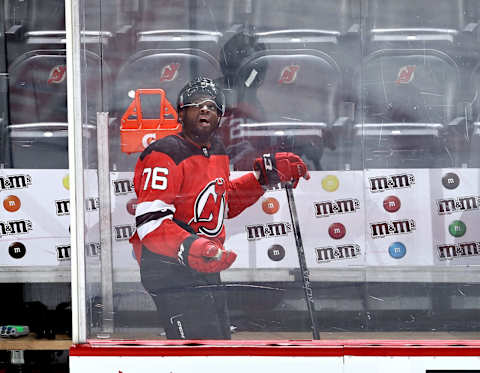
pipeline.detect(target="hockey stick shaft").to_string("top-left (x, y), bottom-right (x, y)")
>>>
top-left (285, 183), bottom-right (320, 339)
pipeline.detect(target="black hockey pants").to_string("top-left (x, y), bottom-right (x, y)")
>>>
top-left (140, 246), bottom-right (231, 340)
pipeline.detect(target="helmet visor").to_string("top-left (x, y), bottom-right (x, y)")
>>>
top-left (182, 99), bottom-right (223, 114)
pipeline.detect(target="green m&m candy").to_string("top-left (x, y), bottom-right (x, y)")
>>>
top-left (448, 220), bottom-right (466, 237)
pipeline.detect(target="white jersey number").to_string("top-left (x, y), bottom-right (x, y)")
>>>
top-left (142, 167), bottom-right (169, 190)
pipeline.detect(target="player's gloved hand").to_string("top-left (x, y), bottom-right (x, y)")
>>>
top-left (180, 237), bottom-right (237, 273)
top-left (254, 152), bottom-right (310, 188)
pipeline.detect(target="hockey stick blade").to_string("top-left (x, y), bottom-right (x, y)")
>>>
top-left (285, 182), bottom-right (320, 340)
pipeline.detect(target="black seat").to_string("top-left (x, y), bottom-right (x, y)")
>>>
top-left (110, 48), bottom-right (222, 170)
top-left (5, 0), bottom-right (66, 65)
top-left (221, 1), bottom-right (360, 171)
top-left (223, 49), bottom-right (341, 171)
top-left (348, 0), bottom-right (478, 169)
top-left (9, 51), bottom-right (68, 124)
top-left (134, 0), bottom-right (234, 59)
top-left (367, 0), bottom-right (473, 32)
top-left (250, 0), bottom-right (360, 71)
top-left (4, 0), bottom-right (123, 68)
top-left (3, 0), bottom-right (119, 168)
top-left (113, 49), bottom-right (221, 116)
top-left (253, 0), bottom-right (356, 30)
top-left (364, 0), bottom-right (478, 58)
top-left (250, 0), bottom-right (359, 78)
top-left (354, 49), bottom-right (463, 169)
top-left (7, 49), bottom-right (107, 168)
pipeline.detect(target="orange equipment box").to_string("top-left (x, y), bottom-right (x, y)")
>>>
top-left (120, 89), bottom-right (181, 154)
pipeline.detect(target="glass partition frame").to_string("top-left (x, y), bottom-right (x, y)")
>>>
top-left (71, 0), bottom-right (480, 344)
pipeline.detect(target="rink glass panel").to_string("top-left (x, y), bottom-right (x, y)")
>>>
top-left (76, 0), bottom-right (480, 340)
top-left (0, 0), bottom-right (73, 331)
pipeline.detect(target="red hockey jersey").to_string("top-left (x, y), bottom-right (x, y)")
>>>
top-left (129, 133), bottom-right (265, 263)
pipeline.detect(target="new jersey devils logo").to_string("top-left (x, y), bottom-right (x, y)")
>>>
top-left (278, 65), bottom-right (300, 84)
top-left (189, 178), bottom-right (226, 236)
top-left (395, 65), bottom-right (416, 84)
top-left (160, 63), bottom-right (180, 82)
top-left (48, 65), bottom-right (67, 84)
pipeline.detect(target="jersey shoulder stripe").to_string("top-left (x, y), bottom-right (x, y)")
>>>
top-left (139, 134), bottom-right (227, 164)
top-left (136, 210), bottom-right (173, 228)
top-left (135, 199), bottom-right (175, 217)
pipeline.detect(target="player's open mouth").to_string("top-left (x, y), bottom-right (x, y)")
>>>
top-left (198, 118), bottom-right (211, 126)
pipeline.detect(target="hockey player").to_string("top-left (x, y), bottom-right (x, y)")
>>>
top-left (129, 77), bottom-right (310, 339)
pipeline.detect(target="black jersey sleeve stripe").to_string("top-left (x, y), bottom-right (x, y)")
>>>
top-left (136, 210), bottom-right (174, 228)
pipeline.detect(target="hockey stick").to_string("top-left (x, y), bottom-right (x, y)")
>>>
top-left (285, 182), bottom-right (320, 339)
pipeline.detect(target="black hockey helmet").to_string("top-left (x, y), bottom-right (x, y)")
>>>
top-left (220, 31), bottom-right (266, 74)
top-left (219, 30), bottom-right (267, 89)
top-left (177, 77), bottom-right (225, 116)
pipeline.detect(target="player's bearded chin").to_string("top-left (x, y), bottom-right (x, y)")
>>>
top-left (184, 117), bottom-right (219, 144)
top-left (192, 125), bottom-right (216, 144)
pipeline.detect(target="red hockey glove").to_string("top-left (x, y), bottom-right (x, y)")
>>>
top-left (179, 237), bottom-right (237, 273)
top-left (253, 152), bottom-right (310, 188)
